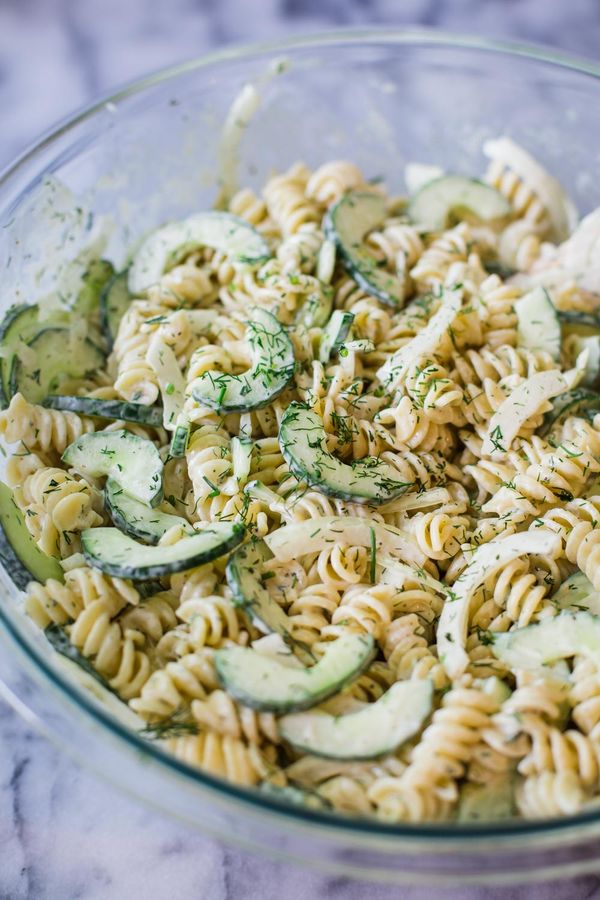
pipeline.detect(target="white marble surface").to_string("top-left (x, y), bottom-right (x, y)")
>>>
top-left (4, 2), bottom-right (600, 898)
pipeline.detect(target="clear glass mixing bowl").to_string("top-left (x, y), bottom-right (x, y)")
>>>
top-left (2, 29), bottom-right (600, 886)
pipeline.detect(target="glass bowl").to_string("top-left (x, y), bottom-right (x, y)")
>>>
top-left (2, 29), bottom-right (600, 886)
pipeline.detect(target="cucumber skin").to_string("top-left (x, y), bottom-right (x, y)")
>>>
top-left (558, 311), bottom-right (600, 332)
top-left (215, 635), bottom-right (376, 714)
top-left (540, 389), bottom-right (600, 436)
top-left (104, 478), bottom-right (193, 545)
top-left (100, 269), bottom-right (131, 348)
top-left (77, 259), bottom-right (115, 318)
top-left (324, 195), bottom-right (404, 308)
top-left (169, 423), bottom-right (190, 457)
top-left (0, 304), bottom-right (41, 409)
top-left (9, 328), bottom-right (106, 405)
top-left (81, 523), bottom-right (245, 580)
top-left (0, 482), bottom-right (64, 590)
top-left (62, 430), bottom-right (164, 509)
top-left (44, 395), bottom-right (164, 427)
top-left (279, 402), bottom-right (410, 505)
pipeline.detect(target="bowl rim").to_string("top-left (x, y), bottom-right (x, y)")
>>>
top-left (3, 26), bottom-right (600, 846)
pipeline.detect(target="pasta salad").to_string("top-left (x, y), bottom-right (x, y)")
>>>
top-left (2, 138), bottom-right (600, 824)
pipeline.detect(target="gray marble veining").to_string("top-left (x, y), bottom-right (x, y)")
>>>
top-left (3, 1), bottom-right (600, 897)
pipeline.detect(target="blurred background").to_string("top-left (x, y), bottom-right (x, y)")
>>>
top-left (2, 0), bottom-right (600, 168)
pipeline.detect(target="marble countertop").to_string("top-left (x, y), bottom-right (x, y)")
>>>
top-left (4, 1), bottom-right (600, 898)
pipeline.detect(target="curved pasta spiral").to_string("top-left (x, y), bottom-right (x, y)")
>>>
top-left (69, 601), bottom-right (151, 699)
top-left (19, 466), bottom-right (104, 557)
top-left (516, 772), bottom-right (586, 818)
top-left (571, 657), bottom-right (600, 742)
top-left (498, 220), bottom-right (542, 271)
top-left (175, 593), bottom-right (244, 649)
top-left (25, 578), bottom-right (86, 628)
top-left (112, 301), bottom-right (161, 404)
top-left (473, 557), bottom-right (553, 630)
top-left (304, 543), bottom-right (369, 591)
top-left (186, 425), bottom-right (233, 508)
top-left (276, 223), bottom-right (323, 274)
top-left (191, 690), bottom-right (279, 745)
top-left (404, 358), bottom-right (465, 425)
top-left (0, 393), bottom-right (94, 455)
top-left (306, 160), bottom-right (371, 207)
top-left (516, 715), bottom-right (599, 788)
top-left (366, 778), bottom-right (454, 823)
top-left (287, 583), bottom-right (342, 646)
top-left (263, 162), bottom-right (320, 235)
top-left (374, 397), bottom-right (456, 456)
top-left (452, 343), bottom-right (555, 389)
top-left (24, 566), bottom-right (138, 629)
top-left (485, 158), bottom-right (550, 231)
top-left (410, 224), bottom-right (472, 289)
top-left (383, 613), bottom-right (448, 690)
top-left (228, 187), bottom-right (268, 225)
top-left (400, 684), bottom-right (500, 799)
top-left (405, 510), bottom-right (470, 561)
top-left (475, 275), bottom-right (519, 348)
top-left (129, 649), bottom-right (219, 719)
top-left (482, 437), bottom-right (600, 517)
top-left (146, 261), bottom-right (216, 307)
top-left (166, 731), bottom-right (277, 786)
top-left (119, 593), bottom-right (179, 644)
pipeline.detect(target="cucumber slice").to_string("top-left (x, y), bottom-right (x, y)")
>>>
top-left (104, 478), bottom-right (194, 544)
top-left (567, 334), bottom-right (600, 387)
top-left (0, 304), bottom-right (43, 408)
top-left (43, 395), bottom-right (164, 428)
top-left (226, 538), bottom-right (315, 665)
top-left (129, 213), bottom-right (271, 295)
top-left (215, 633), bottom-right (375, 714)
top-left (559, 311), bottom-right (600, 337)
top-left (265, 516), bottom-right (426, 568)
top-left (492, 611), bottom-right (600, 670)
top-left (404, 162), bottom-right (444, 195)
top-left (82, 523), bottom-right (245, 579)
top-left (319, 310), bottom-right (354, 363)
top-left (279, 679), bottom-right (432, 760)
top-left (437, 530), bottom-right (562, 678)
top-left (295, 286), bottom-right (333, 330)
top-left (324, 192), bottom-right (404, 308)
top-left (10, 327), bottom-right (106, 405)
top-left (458, 780), bottom-right (516, 823)
top-left (75, 259), bottom-right (115, 318)
top-left (515, 287), bottom-right (560, 361)
top-left (279, 403), bottom-right (412, 505)
top-left (540, 389), bottom-right (600, 436)
top-left (0, 481), bottom-right (64, 589)
top-left (191, 307), bottom-right (295, 413)
top-left (62, 431), bottom-right (163, 508)
top-left (481, 370), bottom-right (567, 457)
top-left (408, 175), bottom-right (511, 231)
top-left (45, 623), bottom-right (114, 693)
top-left (146, 335), bottom-right (186, 430)
top-left (553, 571), bottom-right (600, 616)
top-left (169, 420), bottom-right (190, 458)
top-left (100, 269), bottom-right (131, 347)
